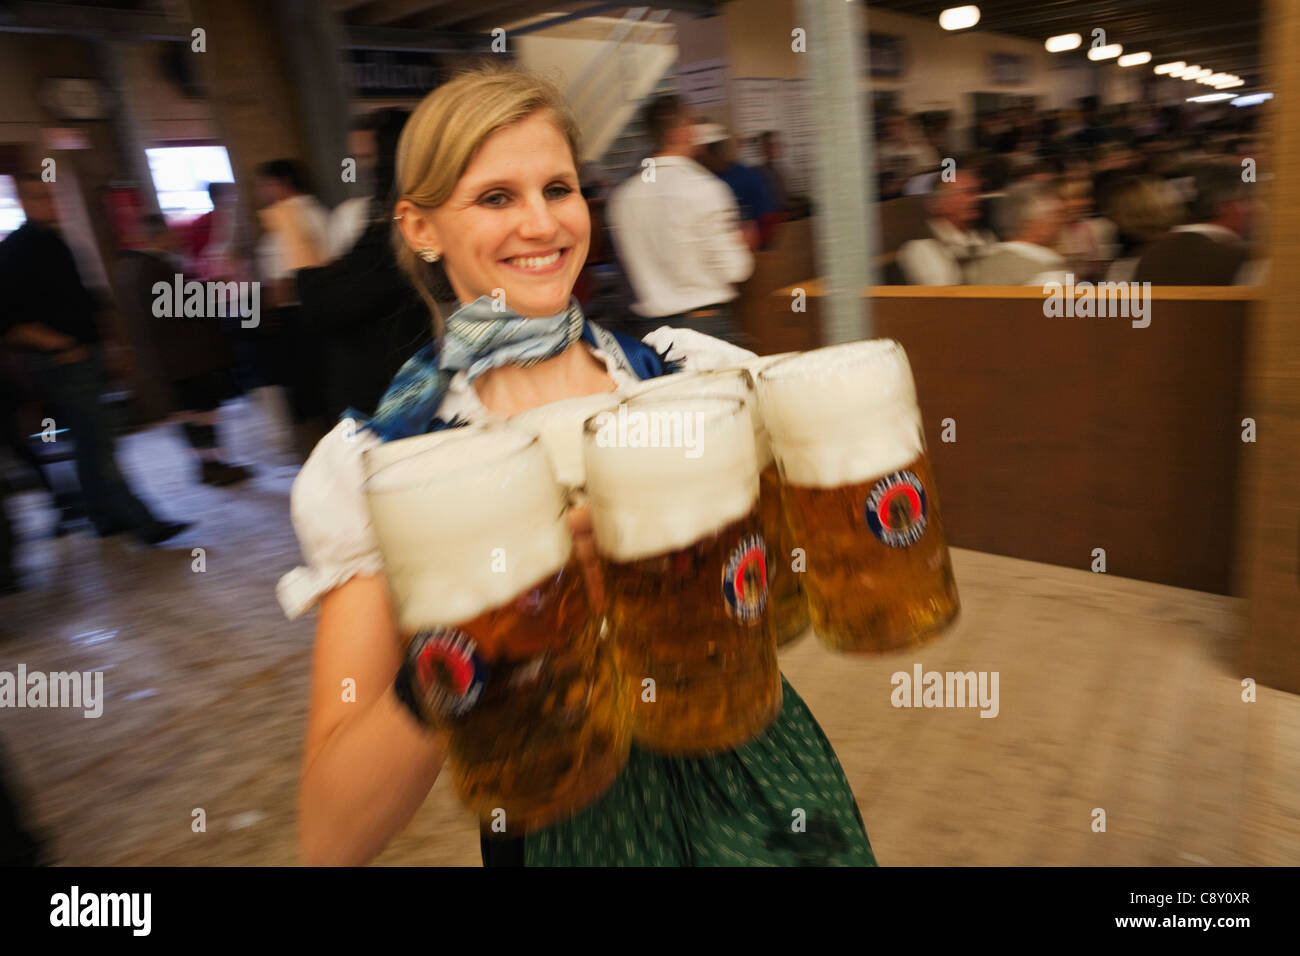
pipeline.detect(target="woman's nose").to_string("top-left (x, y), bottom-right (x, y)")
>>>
top-left (516, 194), bottom-right (559, 239)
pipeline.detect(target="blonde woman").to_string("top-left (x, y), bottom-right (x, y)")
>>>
top-left (278, 66), bottom-right (876, 867)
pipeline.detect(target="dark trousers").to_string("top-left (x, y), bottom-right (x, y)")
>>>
top-left (39, 352), bottom-right (160, 534)
top-left (650, 303), bottom-right (741, 347)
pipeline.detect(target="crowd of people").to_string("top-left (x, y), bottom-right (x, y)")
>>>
top-left (878, 97), bottom-right (1265, 286)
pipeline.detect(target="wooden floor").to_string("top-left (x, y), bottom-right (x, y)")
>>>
top-left (3, 402), bottom-right (1297, 865)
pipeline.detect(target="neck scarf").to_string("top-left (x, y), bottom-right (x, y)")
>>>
top-left (357, 295), bottom-right (625, 442)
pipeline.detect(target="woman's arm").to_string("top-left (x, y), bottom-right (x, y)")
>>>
top-left (298, 573), bottom-right (448, 865)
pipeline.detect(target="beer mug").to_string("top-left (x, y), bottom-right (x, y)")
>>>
top-left (582, 396), bottom-right (782, 754)
top-left (507, 392), bottom-right (622, 496)
top-left (755, 340), bottom-right (959, 653)
top-left (364, 427), bottom-right (630, 831)
top-left (627, 369), bottom-right (810, 647)
top-left (360, 422), bottom-right (491, 479)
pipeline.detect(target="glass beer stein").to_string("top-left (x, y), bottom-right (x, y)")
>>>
top-left (364, 426), bottom-right (630, 831)
top-left (628, 368), bottom-right (811, 647)
top-left (755, 340), bottom-right (960, 654)
top-left (582, 396), bottom-right (782, 754)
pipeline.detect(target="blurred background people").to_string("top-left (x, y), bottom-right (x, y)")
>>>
top-left (0, 176), bottom-right (189, 546)
top-left (253, 159), bottom-right (330, 459)
top-left (1133, 161), bottom-right (1263, 285)
top-left (606, 94), bottom-right (754, 344)
top-left (965, 180), bottom-right (1068, 286)
top-left (115, 213), bottom-right (251, 486)
top-left (696, 123), bottom-right (774, 249)
top-left (296, 108), bottom-right (433, 422)
top-left (896, 166), bottom-right (995, 285)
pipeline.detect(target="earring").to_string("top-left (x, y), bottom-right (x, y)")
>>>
top-left (391, 215), bottom-right (404, 223)
top-left (418, 248), bottom-right (441, 263)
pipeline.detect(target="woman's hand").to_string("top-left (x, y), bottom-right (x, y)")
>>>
top-left (566, 504), bottom-right (605, 611)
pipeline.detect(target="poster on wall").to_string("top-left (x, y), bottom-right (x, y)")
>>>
top-left (678, 58), bottom-right (729, 111)
top-left (730, 77), bottom-right (813, 197)
top-left (867, 33), bottom-right (906, 80)
top-left (990, 53), bottom-right (1029, 86)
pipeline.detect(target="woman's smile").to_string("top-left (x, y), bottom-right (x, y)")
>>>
top-left (501, 247), bottom-right (569, 275)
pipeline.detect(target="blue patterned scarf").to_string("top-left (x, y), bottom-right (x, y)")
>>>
top-left (353, 295), bottom-right (654, 442)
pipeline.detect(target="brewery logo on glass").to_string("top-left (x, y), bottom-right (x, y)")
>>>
top-left (864, 470), bottom-right (929, 548)
top-left (722, 533), bottom-right (769, 623)
top-left (410, 627), bottom-right (487, 718)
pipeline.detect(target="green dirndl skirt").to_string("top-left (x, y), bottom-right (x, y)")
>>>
top-left (523, 675), bottom-right (877, 866)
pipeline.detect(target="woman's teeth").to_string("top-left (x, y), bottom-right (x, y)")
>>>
top-left (507, 251), bottom-right (562, 269)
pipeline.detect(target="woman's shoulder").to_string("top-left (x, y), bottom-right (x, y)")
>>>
top-left (278, 418), bottom-right (384, 619)
top-left (639, 326), bottom-right (758, 373)
top-left (290, 418), bottom-right (381, 553)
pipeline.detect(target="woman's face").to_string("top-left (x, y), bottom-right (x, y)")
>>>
top-left (417, 111), bottom-right (589, 318)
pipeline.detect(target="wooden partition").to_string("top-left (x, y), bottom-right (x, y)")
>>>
top-left (731, 217), bottom-right (821, 355)
top-left (770, 284), bottom-right (1255, 595)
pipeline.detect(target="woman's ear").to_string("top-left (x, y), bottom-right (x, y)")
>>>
top-left (394, 199), bottom-right (441, 258)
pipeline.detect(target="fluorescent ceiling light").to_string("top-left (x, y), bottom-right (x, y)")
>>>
top-left (1231, 92), bottom-right (1272, 106)
top-left (1153, 61), bottom-right (1186, 75)
top-left (1173, 64), bottom-right (1201, 78)
top-left (1187, 93), bottom-right (1236, 102)
top-left (1087, 43), bottom-right (1123, 61)
top-left (939, 6), bottom-right (980, 31)
top-left (1045, 33), bottom-right (1082, 53)
top-left (1118, 51), bottom-right (1152, 67)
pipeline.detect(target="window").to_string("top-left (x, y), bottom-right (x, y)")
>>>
top-left (0, 175), bottom-right (25, 240)
top-left (145, 145), bottom-right (234, 222)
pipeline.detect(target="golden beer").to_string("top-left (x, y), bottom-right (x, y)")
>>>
top-left (756, 340), bottom-right (960, 654)
top-left (584, 396), bottom-right (782, 753)
top-left (629, 368), bottom-right (811, 647)
top-left (365, 428), bottom-right (630, 831)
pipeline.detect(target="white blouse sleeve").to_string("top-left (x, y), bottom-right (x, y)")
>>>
top-left (276, 419), bottom-right (385, 619)
top-left (639, 326), bottom-right (758, 371)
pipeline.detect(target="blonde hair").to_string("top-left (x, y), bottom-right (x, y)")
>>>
top-left (392, 65), bottom-right (582, 333)
top-left (1105, 175), bottom-right (1183, 242)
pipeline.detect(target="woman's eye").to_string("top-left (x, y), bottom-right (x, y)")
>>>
top-left (546, 184), bottom-right (574, 199)
top-left (480, 192), bottom-right (509, 207)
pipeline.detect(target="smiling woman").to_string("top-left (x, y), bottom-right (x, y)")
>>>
top-left (390, 69), bottom-right (589, 326)
top-left (282, 65), bottom-right (876, 868)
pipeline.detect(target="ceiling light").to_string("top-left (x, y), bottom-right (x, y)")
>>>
top-left (1186, 93), bottom-right (1236, 103)
top-left (1045, 33), bottom-right (1082, 53)
top-left (1231, 92), bottom-right (1272, 106)
top-left (1118, 51), bottom-right (1152, 67)
top-left (939, 5), bottom-right (980, 30)
top-left (1087, 43), bottom-right (1123, 61)
top-left (1154, 61), bottom-right (1186, 75)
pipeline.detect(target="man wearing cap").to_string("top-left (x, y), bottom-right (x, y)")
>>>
top-left (607, 96), bottom-right (755, 345)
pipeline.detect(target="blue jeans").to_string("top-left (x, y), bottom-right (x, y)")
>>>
top-left (38, 351), bottom-right (161, 534)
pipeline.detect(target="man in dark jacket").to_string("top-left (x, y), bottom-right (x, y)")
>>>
top-left (296, 108), bottom-right (432, 422)
top-left (0, 175), bottom-right (189, 545)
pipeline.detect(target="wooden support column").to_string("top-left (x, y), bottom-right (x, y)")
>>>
top-left (1236, 0), bottom-right (1300, 692)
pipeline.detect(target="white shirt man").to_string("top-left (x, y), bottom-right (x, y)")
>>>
top-left (896, 172), bottom-right (994, 285)
top-left (963, 181), bottom-right (1068, 286)
top-left (606, 97), bottom-right (753, 339)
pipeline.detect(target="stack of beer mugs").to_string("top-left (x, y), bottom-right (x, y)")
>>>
top-left (582, 396), bottom-right (784, 753)
top-left (363, 427), bottom-right (630, 831)
top-left (356, 337), bottom-right (959, 828)
top-left (754, 339), bottom-right (960, 653)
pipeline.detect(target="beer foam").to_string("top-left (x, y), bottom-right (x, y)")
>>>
top-left (361, 424), bottom-right (491, 481)
top-left (755, 339), bottom-right (924, 487)
top-left (507, 392), bottom-right (622, 490)
top-left (365, 429), bottom-right (572, 630)
top-left (627, 369), bottom-right (772, 469)
top-left (583, 397), bottom-right (760, 562)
